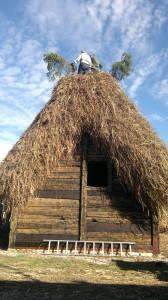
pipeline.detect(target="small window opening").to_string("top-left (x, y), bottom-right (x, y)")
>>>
top-left (87, 161), bottom-right (107, 187)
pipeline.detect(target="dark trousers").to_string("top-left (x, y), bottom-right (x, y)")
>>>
top-left (78, 62), bottom-right (91, 74)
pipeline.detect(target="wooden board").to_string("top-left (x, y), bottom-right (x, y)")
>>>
top-left (16, 228), bottom-right (79, 235)
top-left (47, 172), bottom-right (80, 179)
top-left (160, 233), bottom-right (168, 257)
top-left (53, 166), bottom-right (80, 172)
top-left (86, 221), bottom-right (151, 233)
top-left (18, 215), bottom-right (79, 223)
top-left (17, 218), bottom-right (79, 226)
top-left (88, 195), bottom-right (139, 208)
top-left (79, 135), bottom-right (87, 240)
top-left (46, 178), bottom-right (80, 184)
top-left (44, 184), bottom-right (80, 190)
top-left (15, 233), bottom-right (79, 246)
top-left (17, 223), bottom-right (79, 230)
top-left (20, 207), bottom-right (80, 217)
top-left (28, 198), bottom-right (80, 207)
top-left (37, 190), bottom-right (80, 199)
top-left (54, 160), bottom-right (81, 167)
top-left (87, 231), bottom-right (151, 242)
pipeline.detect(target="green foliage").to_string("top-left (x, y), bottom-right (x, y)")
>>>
top-left (111, 53), bottom-right (133, 81)
top-left (90, 54), bottom-right (103, 71)
top-left (43, 52), bottom-right (73, 80)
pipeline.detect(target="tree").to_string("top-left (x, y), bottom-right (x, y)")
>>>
top-left (111, 53), bottom-right (133, 81)
top-left (90, 54), bottom-right (103, 71)
top-left (43, 52), bottom-right (73, 81)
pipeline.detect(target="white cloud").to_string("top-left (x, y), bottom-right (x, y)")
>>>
top-left (149, 113), bottom-right (168, 122)
top-left (0, 103), bottom-right (32, 127)
top-left (128, 77), bottom-right (144, 98)
top-left (0, 17), bottom-right (55, 161)
top-left (25, 0), bottom-right (168, 57)
top-left (0, 142), bottom-right (13, 161)
top-left (154, 2), bottom-right (168, 28)
top-left (110, 0), bottom-right (153, 50)
top-left (153, 79), bottom-right (168, 100)
top-left (128, 50), bottom-right (168, 98)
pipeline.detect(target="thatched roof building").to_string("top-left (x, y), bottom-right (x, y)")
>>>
top-left (0, 72), bottom-right (167, 254)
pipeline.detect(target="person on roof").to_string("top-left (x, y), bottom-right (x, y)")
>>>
top-left (74, 50), bottom-right (92, 74)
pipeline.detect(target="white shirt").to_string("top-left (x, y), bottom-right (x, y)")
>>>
top-left (74, 52), bottom-right (92, 67)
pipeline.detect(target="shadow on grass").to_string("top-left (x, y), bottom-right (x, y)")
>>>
top-left (0, 280), bottom-right (168, 300)
top-left (116, 260), bottom-right (168, 282)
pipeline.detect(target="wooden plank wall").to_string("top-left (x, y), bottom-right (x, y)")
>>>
top-left (14, 136), bottom-right (153, 253)
top-left (86, 138), bottom-right (152, 253)
top-left (15, 159), bottom-right (81, 247)
top-left (160, 233), bottom-right (168, 257)
top-left (86, 189), bottom-right (152, 252)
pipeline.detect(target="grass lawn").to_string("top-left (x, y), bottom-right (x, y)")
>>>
top-left (0, 251), bottom-right (167, 300)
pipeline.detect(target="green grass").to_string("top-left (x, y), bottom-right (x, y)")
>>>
top-left (0, 253), bottom-right (167, 300)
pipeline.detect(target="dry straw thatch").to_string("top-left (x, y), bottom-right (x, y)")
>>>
top-left (0, 72), bottom-right (168, 223)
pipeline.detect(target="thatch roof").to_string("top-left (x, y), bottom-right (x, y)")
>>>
top-left (0, 72), bottom-right (168, 223)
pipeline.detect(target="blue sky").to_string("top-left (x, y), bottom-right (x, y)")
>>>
top-left (0, 0), bottom-right (168, 160)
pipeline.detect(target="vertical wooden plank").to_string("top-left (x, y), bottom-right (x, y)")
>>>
top-left (8, 207), bottom-right (19, 248)
top-left (79, 135), bottom-right (87, 240)
top-left (151, 215), bottom-right (160, 255)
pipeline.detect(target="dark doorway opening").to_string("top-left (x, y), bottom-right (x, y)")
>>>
top-left (87, 161), bottom-right (107, 187)
top-left (0, 205), bottom-right (10, 249)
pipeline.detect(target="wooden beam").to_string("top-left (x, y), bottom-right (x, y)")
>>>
top-left (8, 207), bottom-right (19, 248)
top-left (37, 190), bottom-right (80, 199)
top-left (151, 217), bottom-right (160, 255)
top-left (79, 135), bottom-right (87, 240)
